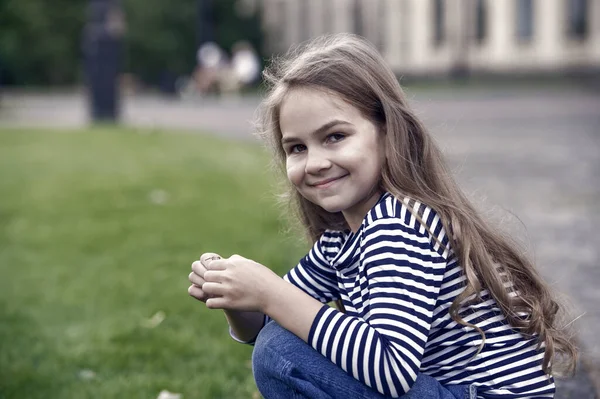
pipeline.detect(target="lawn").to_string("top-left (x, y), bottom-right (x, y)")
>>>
top-left (0, 127), bottom-right (308, 399)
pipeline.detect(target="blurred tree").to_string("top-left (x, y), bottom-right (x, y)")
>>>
top-left (122, 0), bottom-right (197, 86)
top-left (0, 0), bottom-right (263, 87)
top-left (0, 0), bottom-right (85, 85)
top-left (214, 0), bottom-right (263, 57)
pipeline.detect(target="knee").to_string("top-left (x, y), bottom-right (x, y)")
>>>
top-left (252, 322), bottom-right (292, 366)
top-left (254, 321), bottom-right (286, 348)
top-left (252, 322), bottom-right (295, 387)
top-left (254, 322), bottom-right (302, 369)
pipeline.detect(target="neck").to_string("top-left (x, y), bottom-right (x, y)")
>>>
top-left (343, 190), bottom-right (383, 233)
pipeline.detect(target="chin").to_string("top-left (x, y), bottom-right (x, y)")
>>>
top-left (299, 191), bottom-right (349, 213)
top-left (315, 200), bottom-right (348, 214)
top-left (319, 205), bottom-right (344, 214)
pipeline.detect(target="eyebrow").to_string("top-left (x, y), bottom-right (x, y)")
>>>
top-left (281, 120), bottom-right (352, 145)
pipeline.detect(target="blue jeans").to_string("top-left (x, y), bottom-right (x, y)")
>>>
top-left (252, 322), bottom-right (477, 399)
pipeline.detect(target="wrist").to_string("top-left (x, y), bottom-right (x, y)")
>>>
top-left (223, 309), bottom-right (265, 343)
top-left (260, 274), bottom-right (287, 316)
top-left (258, 278), bottom-right (324, 343)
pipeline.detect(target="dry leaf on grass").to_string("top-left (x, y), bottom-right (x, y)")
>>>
top-left (77, 369), bottom-right (96, 381)
top-left (149, 189), bottom-right (169, 205)
top-left (157, 390), bottom-right (182, 399)
top-left (141, 311), bottom-right (166, 328)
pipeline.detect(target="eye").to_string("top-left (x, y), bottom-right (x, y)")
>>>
top-left (326, 133), bottom-right (345, 143)
top-left (289, 144), bottom-right (307, 154)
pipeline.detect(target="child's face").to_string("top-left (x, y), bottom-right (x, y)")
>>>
top-left (279, 88), bottom-right (385, 228)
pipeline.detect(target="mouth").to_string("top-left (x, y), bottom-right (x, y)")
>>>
top-left (310, 174), bottom-right (349, 188)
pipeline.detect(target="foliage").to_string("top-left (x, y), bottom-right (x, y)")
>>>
top-left (0, 0), bottom-right (263, 86)
top-left (0, 127), bottom-right (306, 398)
top-left (0, 0), bottom-right (86, 85)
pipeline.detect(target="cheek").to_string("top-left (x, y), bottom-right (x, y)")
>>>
top-left (341, 147), bottom-right (372, 171)
top-left (286, 159), bottom-right (304, 187)
top-left (345, 139), bottom-right (384, 180)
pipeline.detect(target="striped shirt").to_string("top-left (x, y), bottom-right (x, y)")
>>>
top-left (284, 192), bottom-right (554, 398)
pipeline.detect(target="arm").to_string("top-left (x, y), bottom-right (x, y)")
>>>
top-left (266, 232), bottom-right (345, 340)
top-left (194, 234), bottom-right (341, 343)
top-left (223, 310), bottom-right (266, 343)
top-left (200, 255), bottom-right (323, 342)
top-left (189, 255), bottom-right (267, 343)
top-left (283, 231), bottom-right (342, 303)
top-left (301, 218), bottom-right (446, 396)
top-left (199, 218), bottom-right (445, 397)
top-left (265, 218), bottom-right (447, 397)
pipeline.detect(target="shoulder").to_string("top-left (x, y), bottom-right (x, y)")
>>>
top-left (364, 192), bottom-right (432, 231)
top-left (363, 193), bottom-right (450, 257)
top-left (308, 229), bottom-right (347, 263)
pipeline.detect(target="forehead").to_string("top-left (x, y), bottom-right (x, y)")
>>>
top-left (279, 88), bottom-right (364, 136)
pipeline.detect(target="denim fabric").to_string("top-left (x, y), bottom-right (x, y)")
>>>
top-left (252, 322), bottom-right (477, 399)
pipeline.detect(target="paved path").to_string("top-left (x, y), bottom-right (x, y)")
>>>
top-left (1, 87), bottom-right (599, 397)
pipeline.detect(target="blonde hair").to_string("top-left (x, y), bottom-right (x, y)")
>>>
top-left (255, 33), bottom-right (577, 375)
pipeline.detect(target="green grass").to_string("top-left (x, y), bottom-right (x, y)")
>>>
top-left (0, 127), bottom-right (308, 398)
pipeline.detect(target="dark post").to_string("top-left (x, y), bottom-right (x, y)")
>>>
top-left (84, 0), bottom-right (125, 122)
top-left (197, 0), bottom-right (215, 47)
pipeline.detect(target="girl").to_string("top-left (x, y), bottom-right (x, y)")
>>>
top-left (188, 34), bottom-right (577, 398)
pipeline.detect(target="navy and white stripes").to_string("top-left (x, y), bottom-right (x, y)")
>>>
top-left (284, 192), bottom-right (554, 398)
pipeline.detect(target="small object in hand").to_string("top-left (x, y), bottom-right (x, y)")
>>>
top-left (203, 255), bottom-right (222, 270)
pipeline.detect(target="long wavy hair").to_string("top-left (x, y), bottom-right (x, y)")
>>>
top-left (255, 33), bottom-right (577, 375)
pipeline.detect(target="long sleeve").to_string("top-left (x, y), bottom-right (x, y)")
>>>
top-left (283, 231), bottom-right (342, 303)
top-left (306, 217), bottom-right (447, 397)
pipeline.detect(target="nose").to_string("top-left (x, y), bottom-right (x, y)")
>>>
top-left (304, 148), bottom-right (332, 175)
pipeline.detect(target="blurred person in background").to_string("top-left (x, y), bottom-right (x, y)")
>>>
top-left (176, 41), bottom-right (228, 98)
top-left (218, 40), bottom-right (261, 98)
top-left (230, 41), bottom-right (260, 89)
top-left (193, 41), bottom-right (228, 95)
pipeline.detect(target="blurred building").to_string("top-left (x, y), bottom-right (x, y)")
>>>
top-left (257, 0), bottom-right (600, 76)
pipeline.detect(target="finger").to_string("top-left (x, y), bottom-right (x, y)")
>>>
top-left (200, 253), bottom-right (222, 268)
top-left (204, 270), bottom-right (227, 283)
top-left (206, 297), bottom-right (228, 310)
top-left (204, 258), bottom-right (228, 271)
top-left (188, 271), bottom-right (205, 286)
top-left (202, 281), bottom-right (225, 297)
top-left (188, 284), bottom-right (207, 301)
top-left (191, 260), bottom-right (207, 277)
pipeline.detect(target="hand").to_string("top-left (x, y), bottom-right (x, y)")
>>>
top-left (188, 252), bottom-right (222, 303)
top-left (197, 253), bottom-right (282, 312)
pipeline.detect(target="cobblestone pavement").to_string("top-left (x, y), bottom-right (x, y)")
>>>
top-left (1, 86), bottom-right (599, 397)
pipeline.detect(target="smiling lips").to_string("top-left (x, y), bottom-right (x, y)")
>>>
top-left (310, 174), bottom-right (348, 188)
